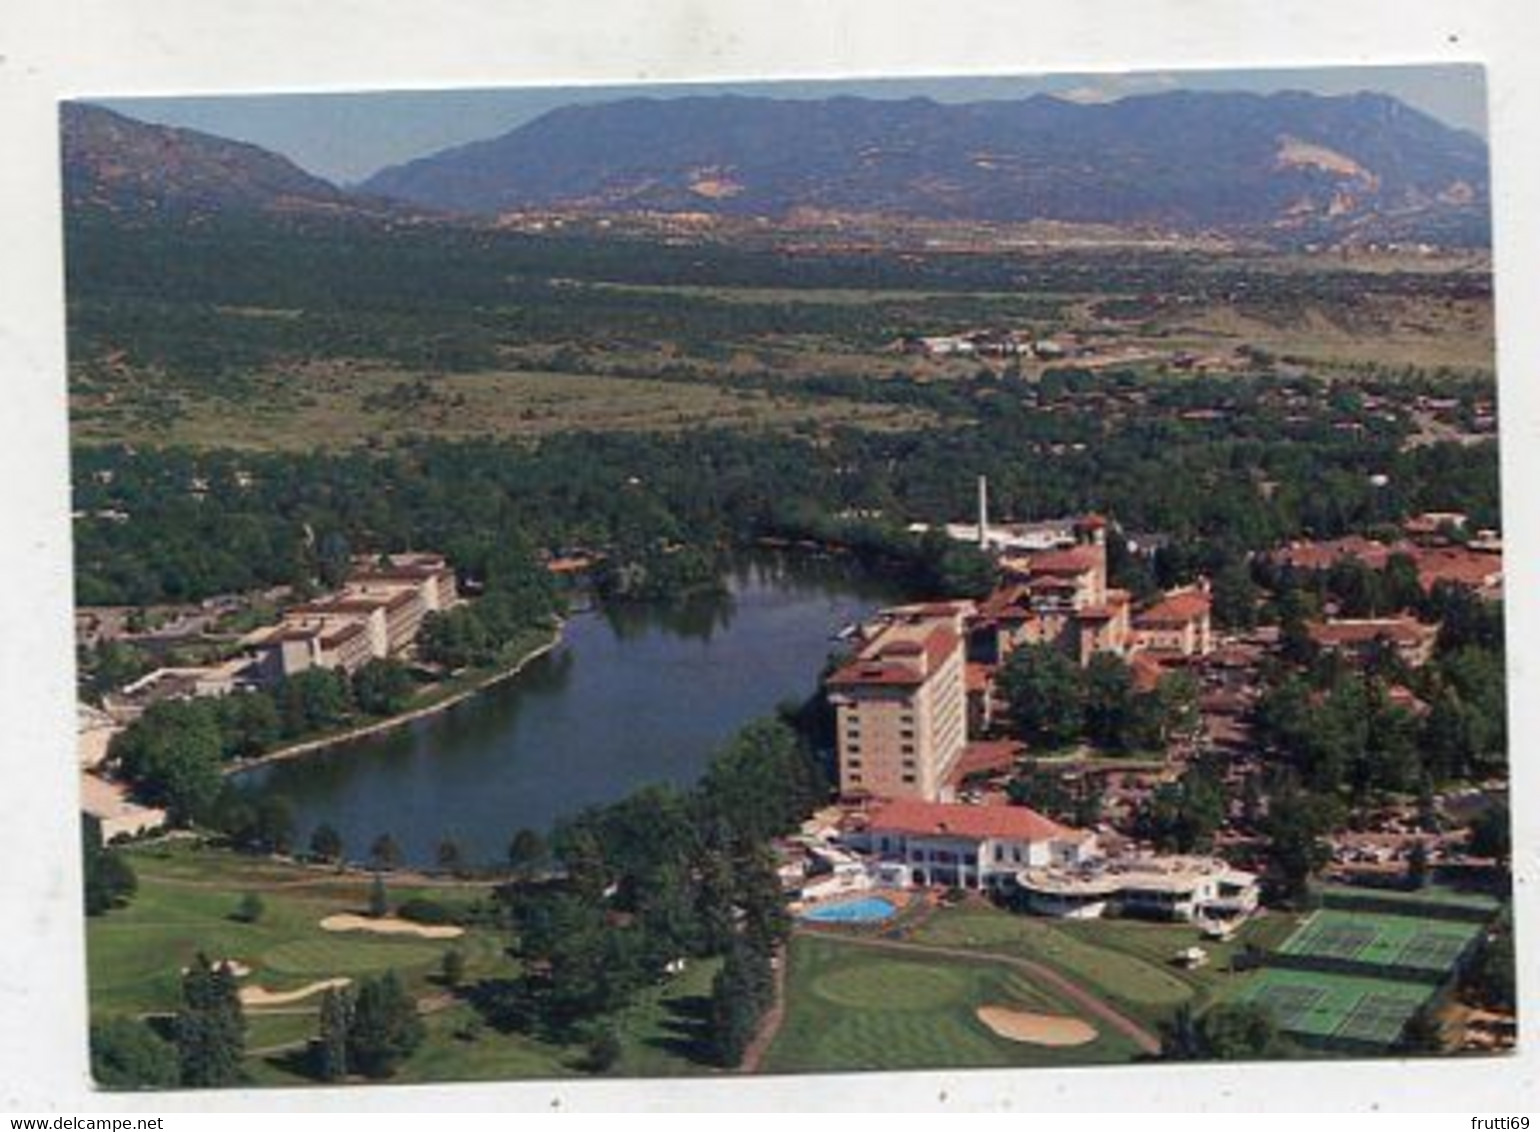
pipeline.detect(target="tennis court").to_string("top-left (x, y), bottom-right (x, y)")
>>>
top-left (1237, 968), bottom-right (1432, 1047)
top-left (1278, 910), bottom-right (1479, 977)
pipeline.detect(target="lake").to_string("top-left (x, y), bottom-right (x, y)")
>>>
top-left (240, 553), bottom-right (902, 867)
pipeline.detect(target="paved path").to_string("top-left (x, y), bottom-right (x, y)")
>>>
top-left (807, 932), bottom-right (1162, 1055)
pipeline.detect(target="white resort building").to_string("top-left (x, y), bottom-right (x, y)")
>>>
top-left (1016, 854), bottom-right (1259, 925)
top-left (840, 798), bottom-right (1099, 892)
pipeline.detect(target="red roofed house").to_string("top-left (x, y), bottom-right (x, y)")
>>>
top-left (843, 798), bottom-right (1099, 891)
top-left (826, 605), bottom-right (970, 801)
top-left (1131, 583), bottom-right (1213, 658)
top-left (980, 519), bottom-right (1134, 666)
top-left (1308, 616), bottom-right (1440, 667)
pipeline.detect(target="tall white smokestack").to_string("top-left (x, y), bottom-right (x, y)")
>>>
top-left (977, 475), bottom-right (989, 549)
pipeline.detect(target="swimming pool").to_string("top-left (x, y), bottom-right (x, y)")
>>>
top-left (798, 895), bottom-right (899, 923)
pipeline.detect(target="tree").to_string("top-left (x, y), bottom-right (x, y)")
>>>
top-left (309, 822), bottom-right (344, 864)
top-left (1140, 764), bottom-right (1225, 854)
top-left (108, 702), bottom-right (225, 824)
top-left (440, 948), bottom-right (466, 989)
top-left (369, 874), bottom-right (390, 919)
top-left (1261, 783), bottom-right (1336, 905)
top-left (370, 833), bottom-right (402, 872)
top-left (233, 892), bottom-right (264, 924)
top-left (581, 1022), bottom-right (623, 1073)
top-left (1397, 1003), bottom-right (1446, 1055)
top-left (998, 643), bottom-right (1084, 749)
top-left (1406, 841), bottom-right (1430, 890)
top-left (314, 984), bottom-right (354, 1082)
top-left (507, 827), bottom-right (546, 878)
top-left (352, 659), bottom-right (416, 717)
top-left (1468, 803), bottom-right (1511, 866)
top-left (1210, 561), bottom-right (1259, 631)
top-left (1158, 1004), bottom-right (1205, 1061)
top-left (1197, 1002), bottom-right (1286, 1060)
top-left (82, 816), bottom-right (137, 916)
top-left (436, 837), bottom-right (465, 877)
top-left (1083, 652), bottom-right (1136, 750)
top-left (707, 938), bottom-right (772, 1068)
top-left (1470, 913), bottom-right (1516, 1012)
top-left (90, 1018), bottom-right (180, 1089)
top-left (345, 971), bottom-right (425, 1078)
top-left (250, 794), bottom-right (295, 855)
top-left (175, 953), bottom-right (246, 1087)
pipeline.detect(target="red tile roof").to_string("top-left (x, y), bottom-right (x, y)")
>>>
top-left (1273, 536), bottom-right (1398, 572)
top-left (1135, 590), bottom-right (1211, 627)
top-left (1024, 548), bottom-right (1099, 575)
top-left (1413, 547), bottom-right (1502, 591)
top-left (1308, 617), bottom-right (1437, 647)
top-left (827, 625), bottom-right (959, 688)
top-left (866, 798), bottom-right (1077, 843)
top-left (946, 740), bottom-right (1023, 785)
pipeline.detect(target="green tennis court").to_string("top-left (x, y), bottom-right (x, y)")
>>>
top-left (1278, 910), bottom-right (1479, 977)
top-left (1237, 968), bottom-right (1432, 1047)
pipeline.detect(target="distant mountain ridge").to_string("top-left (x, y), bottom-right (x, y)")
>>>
top-left (61, 103), bottom-right (371, 217)
top-left (358, 90), bottom-right (1490, 243)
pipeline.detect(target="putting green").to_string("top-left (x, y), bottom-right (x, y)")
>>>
top-left (811, 957), bottom-right (970, 1011)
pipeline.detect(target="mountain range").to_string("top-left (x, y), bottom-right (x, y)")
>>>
top-left (61, 103), bottom-right (373, 218)
top-left (63, 91), bottom-right (1492, 244)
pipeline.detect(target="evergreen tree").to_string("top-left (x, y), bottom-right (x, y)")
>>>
top-left (309, 822), bottom-right (344, 864)
top-left (369, 874), bottom-right (389, 919)
top-left (90, 1018), bottom-right (180, 1089)
top-left (436, 837), bottom-right (465, 877)
top-left (82, 816), bottom-right (137, 916)
top-left (369, 833), bottom-right (402, 872)
top-left (708, 938), bottom-right (772, 1068)
top-left (346, 971), bottom-right (425, 1078)
top-left (174, 954), bottom-right (246, 1088)
top-left (507, 827), bottom-right (546, 879)
top-left (233, 892), bottom-right (264, 924)
top-left (314, 984), bottom-right (354, 1082)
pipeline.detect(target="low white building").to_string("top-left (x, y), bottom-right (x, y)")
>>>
top-left (1017, 854), bottom-right (1259, 924)
top-left (842, 798), bottom-right (1099, 892)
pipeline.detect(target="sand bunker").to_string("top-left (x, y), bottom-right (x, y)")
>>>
top-left (319, 913), bottom-right (464, 939)
top-left (976, 1005), bottom-right (1098, 1047)
top-left (239, 977), bottom-right (352, 1008)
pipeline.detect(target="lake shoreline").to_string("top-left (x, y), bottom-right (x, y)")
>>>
top-left (223, 619), bottom-right (567, 777)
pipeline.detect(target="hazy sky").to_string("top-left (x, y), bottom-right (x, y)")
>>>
top-left (94, 64), bottom-right (1486, 186)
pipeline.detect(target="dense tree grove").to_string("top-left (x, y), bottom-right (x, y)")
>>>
top-left (479, 717), bottom-right (808, 1046)
top-left (71, 342), bottom-right (1499, 614)
top-left (998, 645), bottom-right (1197, 753)
top-left (1160, 1001), bottom-right (1288, 1061)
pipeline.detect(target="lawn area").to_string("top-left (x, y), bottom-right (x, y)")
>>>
top-left (760, 934), bottom-right (1141, 1074)
top-left (905, 902), bottom-right (1299, 1027)
top-left (90, 840), bottom-right (734, 1088)
top-left (88, 842), bottom-right (488, 1019)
